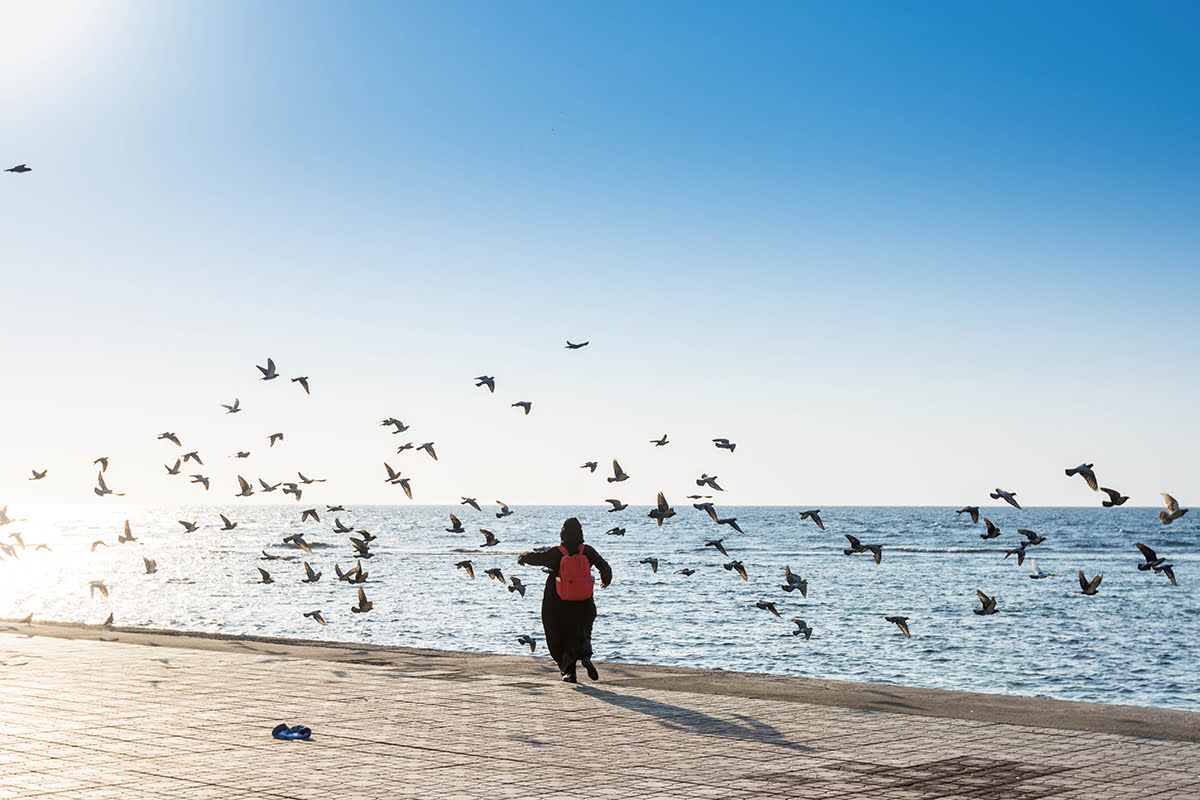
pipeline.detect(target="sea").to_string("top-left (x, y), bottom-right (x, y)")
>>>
top-left (1, 504), bottom-right (1196, 711)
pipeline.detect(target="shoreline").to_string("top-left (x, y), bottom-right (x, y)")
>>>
top-left (5, 618), bottom-right (1197, 743)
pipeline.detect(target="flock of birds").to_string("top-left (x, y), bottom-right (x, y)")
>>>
top-left (0, 333), bottom-right (1192, 657)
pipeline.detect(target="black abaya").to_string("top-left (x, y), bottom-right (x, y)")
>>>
top-left (517, 543), bottom-right (612, 677)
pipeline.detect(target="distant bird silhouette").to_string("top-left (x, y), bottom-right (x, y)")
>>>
top-left (990, 489), bottom-right (1021, 509)
top-left (475, 376), bottom-right (495, 392)
top-left (158, 432), bottom-right (181, 446)
top-left (480, 530), bottom-right (500, 547)
top-left (118, 521), bottom-right (137, 544)
top-left (260, 551), bottom-right (278, 561)
top-left (517, 634), bottom-right (537, 652)
top-left (495, 501), bottom-right (513, 518)
top-left (1135, 543), bottom-right (1165, 571)
top-left (91, 540), bottom-right (109, 552)
top-left (303, 610), bottom-right (326, 626)
top-left (604, 526), bottom-right (625, 536)
top-left (301, 562), bottom-right (321, 583)
top-left (94, 457), bottom-right (108, 472)
top-left (182, 451), bottom-right (203, 465)
top-left (485, 567), bottom-right (506, 583)
top-left (886, 616), bottom-right (911, 637)
top-left (218, 514), bottom-right (237, 531)
top-left (1079, 571), bottom-right (1103, 595)
top-left (7, 532), bottom-right (24, 550)
top-left (675, 568), bottom-right (696, 576)
top-left (189, 474), bottom-right (210, 491)
top-left (5, 164), bottom-right (31, 173)
top-left (980, 518), bottom-right (1001, 540)
top-left (512, 401), bottom-right (532, 415)
top-left (955, 506), bottom-right (980, 524)
top-left (29, 469), bottom-right (46, 480)
top-left (694, 502), bottom-right (719, 523)
top-left (461, 497), bottom-right (481, 511)
top-left (291, 376), bottom-right (310, 394)
top-left (455, 560), bottom-right (475, 578)
top-left (235, 476), bottom-right (255, 497)
top-left (1100, 487), bottom-right (1129, 507)
top-left (1159, 493), bottom-right (1188, 525)
top-left (165, 459), bottom-right (182, 475)
top-left (380, 418), bottom-right (410, 434)
top-left (843, 534), bottom-right (882, 564)
top-left (257, 358), bottom-right (278, 380)
top-left (723, 560), bottom-right (747, 580)
top-left (639, 557), bottom-right (659, 573)
top-left (608, 460), bottom-right (629, 483)
top-left (565, 341), bottom-right (588, 349)
top-left (221, 398), bottom-right (241, 414)
top-left (232, 451), bottom-right (250, 459)
top-left (1065, 463), bottom-right (1099, 491)
top-left (1155, 563), bottom-right (1178, 587)
top-left (143, 557), bottom-right (157, 574)
top-left (18, 613), bottom-right (32, 625)
top-left (351, 587), bottom-right (372, 613)
top-left (179, 520), bottom-right (199, 533)
top-left (508, 577), bottom-right (526, 596)
top-left (789, 619), bottom-right (813, 639)
top-left (89, 580), bottom-right (109, 598)
top-left (696, 474), bottom-right (724, 491)
top-left (301, 509), bottom-right (320, 523)
top-left (257, 568), bottom-right (274, 584)
top-left (650, 434), bottom-right (669, 447)
top-left (580, 462), bottom-right (598, 473)
top-left (418, 442), bottom-right (438, 460)
top-left (1004, 542), bottom-right (1028, 566)
top-left (283, 534), bottom-right (311, 552)
top-left (604, 499), bottom-right (628, 512)
top-left (713, 438), bottom-right (736, 452)
top-left (326, 505), bottom-right (346, 512)
top-left (1018, 529), bottom-right (1045, 545)
top-left (756, 600), bottom-right (780, 617)
top-left (716, 517), bottom-right (742, 533)
top-left (781, 566), bottom-right (807, 597)
top-left (103, 613), bottom-right (114, 628)
top-left (268, 433), bottom-right (284, 447)
top-left (705, 539), bottom-right (728, 556)
top-left (795, 510), bottom-right (824, 531)
top-left (648, 492), bottom-right (675, 526)
top-left (446, 514), bottom-right (465, 533)
top-left (974, 590), bottom-right (998, 615)
top-left (1028, 559), bottom-right (1053, 579)
top-left (94, 471), bottom-right (125, 497)
top-left (297, 472), bottom-right (325, 485)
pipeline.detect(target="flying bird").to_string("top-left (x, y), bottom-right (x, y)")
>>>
top-left (221, 398), bottom-right (241, 414)
top-left (705, 539), bottom-right (728, 556)
top-left (455, 560), bottom-right (475, 578)
top-left (675, 568), bottom-right (696, 577)
top-left (885, 616), bottom-right (911, 637)
top-left (231, 451), bottom-right (250, 459)
top-left (301, 562), bottom-right (322, 583)
top-left (713, 438), bottom-right (736, 452)
top-left (90, 540), bottom-right (109, 552)
top-left (974, 590), bottom-right (998, 615)
top-left (235, 476), bottom-right (255, 497)
top-left (268, 433), bottom-right (284, 447)
top-left (955, 506), bottom-right (980, 524)
top-left (608, 460), bottom-right (629, 483)
top-left (511, 401), bottom-right (532, 415)
top-left (781, 566), bottom-right (807, 597)
top-left (143, 557), bottom-right (157, 574)
top-left (165, 459), bottom-right (182, 475)
top-left (182, 451), bottom-right (203, 465)
top-left (218, 514), bottom-right (237, 531)
top-left (1078, 571), bottom-right (1103, 596)
top-left (1018, 529), bottom-right (1045, 545)
top-left (259, 479), bottom-right (282, 493)
top-left (189, 474), bottom-right (210, 491)
top-left (508, 577), bottom-right (526, 596)
top-left (480, 530), bottom-right (500, 547)
top-left (446, 514), bottom-right (465, 533)
top-left (485, 567), bottom-right (506, 583)
top-left (5, 164), bottom-right (31, 173)
top-left (94, 457), bottom-right (108, 472)
top-left (257, 568), bottom-right (274, 584)
top-left (118, 521), bottom-right (137, 544)
top-left (650, 434), bottom-right (669, 447)
top-left (604, 499), bottom-right (628, 512)
top-left (1029, 559), bottom-right (1053, 579)
top-left (301, 509), bottom-right (320, 523)
top-left (474, 376), bottom-right (495, 392)
top-left (103, 613), bottom-right (114, 628)
top-left (723, 560), bottom-right (748, 580)
top-left (1065, 463), bottom-right (1099, 491)
top-left (580, 462), bottom-right (598, 473)
top-left (260, 551), bottom-right (278, 561)
top-left (158, 432), bottom-right (181, 446)
top-left (88, 581), bottom-right (109, 598)
top-left (1135, 543), bottom-right (1166, 571)
top-left (495, 501), bottom-right (513, 518)
top-left (29, 469), bottom-right (46, 481)
top-left (716, 517), bottom-right (742, 533)
top-left (257, 358), bottom-right (278, 380)
top-left (980, 518), bottom-right (1001, 540)
top-left (1160, 493), bottom-right (1188, 525)
top-left (1004, 542), bottom-right (1028, 566)
top-left (179, 520), bottom-right (199, 533)
top-left (297, 472), bottom-right (325, 484)
top-left (648, 492), bottom-right (675, 526)
top-left (94, 471), bottom-right (125, 497)
top-left (696, 474), bottom-right (724, 491)
top-left (789, 619), bottom-right (813, 639)
top-left (1155, 563), bottom-right (1178, 587)
top-left (694, 502), bottom-right (719, 523)
top-left (565, 341), bottom-right (588, 349)
top-left (990, 488), bottom-right (1022, 509)
top-left (291, 376), bottom-right (310, 394)
top-left (303, 610), bottom-right (326, 626)
top-left (756, 600), bottom-right (781, 617)
top-left (351, 587), bottom-right (372, 613)
top-left (639, 557), bottom-right (659, 573)
top-left (517, 634), bottom-right (537, 652)
top-left (283, 534), bottom-right (311, 552)
top-left (461, 497), bottom-right (481, 511)
top-left (1100, 487), bottom-right (1129, 507)
top-left (843, 534), bottom-right (882, 564)
top-left (380, 418), bottom-right (410, 433)
top-left (418, 442), bottom-right (438, 461)
top-left (605, 526), bottom-right (625, 536)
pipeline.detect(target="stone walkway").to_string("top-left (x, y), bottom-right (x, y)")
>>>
top-left (1, 624), bottom-right (1198, 799)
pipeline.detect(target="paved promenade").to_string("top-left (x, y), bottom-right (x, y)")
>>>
top-left (1, 622), bottom-right (1198, 799)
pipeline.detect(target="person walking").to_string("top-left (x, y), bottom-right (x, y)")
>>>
top-left (517, 517), bottom-right (612, 683)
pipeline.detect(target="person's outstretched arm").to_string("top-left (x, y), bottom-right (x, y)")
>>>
top-left (586, 545), bottom-right (613, 587)
top-left (518, 547), bottom-right (559, 568)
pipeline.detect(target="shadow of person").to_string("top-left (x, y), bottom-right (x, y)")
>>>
top-left (573, 685), bottom-right (813, 752)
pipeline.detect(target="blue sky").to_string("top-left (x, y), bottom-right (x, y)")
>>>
top-left (1, 1), bottom-right (1197, 506)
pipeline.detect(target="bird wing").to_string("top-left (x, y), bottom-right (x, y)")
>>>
top-left (1078, 571), bottom-right (1088, 590)
top-left (844, 534), bottom-right (861, 548)
top-left (976, 589), bottom-right (991, 605)
top-left (1135, 543), bottom-right (1157, 562)
top-left (612, 459), bottom-right (623, 478)
top-left (238, 475), bottom-right (251, 493)
top-left (258, 568), bottom-right (271, 581)
top-left (357, 587), bottom-right (367, 607)
top-left (656, 492), bottom-right (668, 511)
top-left (1163, 493), bottom-right (1180, 513)
top-left (220, 514), bottom-right (232, 527)
top-left (1088, 573), bottom-right (1103, 591)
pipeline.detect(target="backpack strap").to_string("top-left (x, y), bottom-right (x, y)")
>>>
top-left (557, 545), bottom-right (568, 556)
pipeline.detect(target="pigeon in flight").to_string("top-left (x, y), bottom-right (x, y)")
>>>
top-left (885, 616), bottom-right (911, 638)
top-left (604, 499), bottom-right (628, 512)
top-left (648, 492), bottom-right (675, 526)
top-left (461, 497), bottom-right (481, 511)
top-left (301, 562), bottom-right (322, 583)
top-left (955, 506), bottom-right (980, 524)
top-left (1065, 463), bottom-right (1099, 491)
top-left (94, 457), bottom-right (109, 472)
top-left (301, 509), bottom-right (320, 523)
top-left (716, 517), bottom-right (742, 533)
top-left (297, 472), bottom-right (325, 485)
top-left (218, 514), bottom-right (237, 531)
top-left (1004, 542), bottom-right (1028, 566)
top-left (94, 472), bottom-right (125, 497)
top-left (303, 610), bottom-right (326, 626)
top-left (1078, 571), bottom-right (1103, 595)
top-left (639, 557), bottom-right (659, 573)
top-left (990, 488), bottom-right (1022, 509)
top-left (605, 526), bottom-right (625, 536)
top-left (5, 164), bottom-right (31, 173)
top-left (799, 510), bottom-right (824, 530)
top-left (495, 501), bottom-right (513, 518)
top-left (485, 567), bottom-right (506, 583)
top-left (260, 551), bottom-right (278, 561)
top-left (580, 462), bottom-right (598, 473)
top-left (723, 560), bottom-right (748, 580)
top-left (284, 534), bottom-right (311, 553)
top-left (565, 341), bottom-right (589, 349)
top-left (650, 434), bottom-right (669, 447)
top-left (1100, 487), bottom-right (1129, 507)
top-left (696, 474), bottom-right (724, 491)
top-left (676, 568), bottom-right (696, 576)
top-left (789, 619), bottom-right (813, 639)
top-left (143, 557), bottom-right (157, 574)
top-left (980, 518), bottom-right (1001, 540)
top-left (291, 376), bottom-right (310, 394)
top-left (475, 376), bottom-right (495, 392)
top-left (1154, 563), bottom-right (1178, 587)
top-left (1028, 559), bottom-right (1054, 579)
top-left (1135, 543), bottom-right (1165, 571)
top-left (508, 577), bottom-right (526, 596)
top-left (158, 432), bottom-right (181, 446)
top-left (446, 514), bottom-right (465, 533)
top-left (165, 459), bottom-right (182, 475)
top-left (231, 451), bottom-right (250, 459)
top-left (351, 588), bottom-right (372, 613)
top-left (781, 566), bottom-right (807, 597)
top-left (380, 418), bottom-right (410, 433)
top-left (512, 401), bottom-right (532, 415)
top-left (91, 540), bottom-right (109, 552)
top-left (1160, 493), bottom-right (1188, 525)
top-left (418, 442), bottom-right (438, 461)
top-left (190, 474), bottom-right (210, 491)
top-left (88, 580), bottom-right (109, 598)
top-left (455, 560), bottom-right (475, 578)
top-left (756, 601), bottom-right (781, 617)
top-left (974, 590), bottom-right (998, 615)
top-left (268, 433), bottom-right (284, 447)
top-left (29, 469), bottom-right (46, 481)
top-left (694, 502), bottom-right (719, 523)
top-left (608, 460), bottom-right (629, 483)
top-left (257, 358), bottom-right (278, 380)
top-left (843, 534), bottom-right (882, 564)
top-left (517, 634), bottom-right (538, 652)
top-left (103, 613), bottom-right (114, 628)
top-left (179, 520), bottom-right (199, 533)
top-left (1018, 529), bottom-right (1045, 545)
top-left (705, 539), bottom-right (727, 556)
top-left (221, 398), bottom-right (241, 414)
top-left (235, 476), bottom-right (255, 497)
top-left (480, 530), bottom-right (500, 547)
top-left (713, 438), bottom-right (736, 452)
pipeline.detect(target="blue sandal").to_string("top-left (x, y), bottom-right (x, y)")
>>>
top-left (272, 723), bottom-right (312, 740)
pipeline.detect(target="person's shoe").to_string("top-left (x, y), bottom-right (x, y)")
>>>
top-left (581, 659), bottom-right (599, 681)
top-left (561, 673), bottom-right (578, 684)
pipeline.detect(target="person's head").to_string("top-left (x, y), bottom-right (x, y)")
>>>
top-left (560, 517), bottom-right (583, 549)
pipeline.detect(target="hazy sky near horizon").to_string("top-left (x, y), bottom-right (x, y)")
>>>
top-left (1, 1), bottom-right (1198, 508)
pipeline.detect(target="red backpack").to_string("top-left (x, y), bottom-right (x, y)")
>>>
top-left (555, 544), bottom-right (594, 601)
